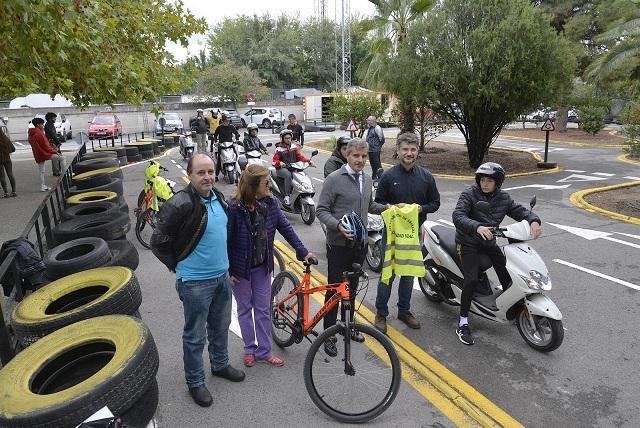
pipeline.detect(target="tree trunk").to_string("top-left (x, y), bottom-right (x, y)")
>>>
top-left (463, 116), bottom-right (500, 168)
top-left (556, 106), bottom-right (568, 133)
top-left (398, 97), bottom-right (416, 133)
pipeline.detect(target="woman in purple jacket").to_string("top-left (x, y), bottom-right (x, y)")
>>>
top-left (227, 164), bottom-right (314, 367)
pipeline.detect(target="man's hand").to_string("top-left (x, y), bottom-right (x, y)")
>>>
top-left (337, 223), bottom-right (354, 240)
top-left (531, 222), bottom-right (542, 239)
top-left (477, 226), bottom-right (494, 240)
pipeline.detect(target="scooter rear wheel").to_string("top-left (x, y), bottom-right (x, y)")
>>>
top-left (516, 308), bottom-right (563, 352)
top-left (301, 202), bottom-right (315, 225)
top-left (417, 273), bottom-right (444, 303)
top-left (365, 239), bottom-right (384, 273)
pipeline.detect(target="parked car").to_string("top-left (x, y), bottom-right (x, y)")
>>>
top-left (241, 107), bottom-right (284, 129)
top-left (154, 112), bottom-right (184, 135)
top-left (27, 112), bottom-right (73, 141)
top-left (87, 113), bottom-right (122, 140)
top-left (567, 108), bottom-right (580, 123)
top-left (525, 108), bottom-right (556, 122)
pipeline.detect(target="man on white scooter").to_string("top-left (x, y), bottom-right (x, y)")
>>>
top-left (452, 162), bottom-right (542, 346)
top-left (242, 123), bottom-right (268, 154)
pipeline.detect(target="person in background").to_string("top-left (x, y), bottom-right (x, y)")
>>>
top-left (28, 117), bottom-right (65, 192)
top-left (227, 164), bottom-right (314, 367)
top-left (207, 109), bottom-right (221, 152)
top-left (272, 129), bottom-right (314, 206)
top-left (213, 113), bottom-right (240, 179)
top-left (44, 112), bottom-right (62, 176)
top-left (286, 114), bottom-right (305, 147)
top-left (242, 123), bottom-right (267, 154)
top-left (189, 109), bottom-right (210, 154)
top-left (0, 127), bottom-right (17, 197)
top-left (323, 136), bottom-right (350, 178)
top-left (365, 116), bottom-right (385, 179)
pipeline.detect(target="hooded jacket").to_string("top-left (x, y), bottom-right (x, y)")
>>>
top-left (323, 148), bottom-right (346, 178)
top-left (28, 127), bottom-right (59, 163)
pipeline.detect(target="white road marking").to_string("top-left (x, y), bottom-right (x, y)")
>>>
top-left (623, 176), bottom-right (640, 181)
top-left (312, 177), bottom-right (324, 183)
top-left (548, 223), bottom-right (640, 250)
top-left (614, 232), bottom-right (640, 241)
top-left (437, 219), bottom-right (455, 226)
top-left (502, 184), bottom-right (571, 191)
top-left (553, 259), bottom-right (640, 291)
top-left (565, 169), bottom-right (585, 173)
top-left (557, 174), bottom-right (608, 183)
top-left (170, 159), bottom-right (176, 164)
top-left (592, 172), bottom-right (615, 177)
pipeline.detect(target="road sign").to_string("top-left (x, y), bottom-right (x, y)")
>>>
top-left (346, 119), bottom-right (358, 131)
top-left (541, 119), bottom-right (555, 131)
top-left (246, 92), bottom-right (256, 103)
top-left (247, 101), bottom-right (255, 106)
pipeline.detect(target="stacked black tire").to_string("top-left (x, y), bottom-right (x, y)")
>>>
top-left (126, 141), bottom-right (155, 161)
top-left (0, 153), bottom-right (158, 428)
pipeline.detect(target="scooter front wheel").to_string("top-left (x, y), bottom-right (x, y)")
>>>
top-left (226, 170), bottom-right (234, 185)
top-left (516, 308), bottom-right (564, 352)
top-left (365, 239), bottom-right (383, 273)
top-left (301, 202), bottom-right (315, 225)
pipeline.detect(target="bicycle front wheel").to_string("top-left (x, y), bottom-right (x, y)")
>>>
top-left (135, 208), bottom-right (157, 249)
top-left (304, 323), bottom-right (401, 423)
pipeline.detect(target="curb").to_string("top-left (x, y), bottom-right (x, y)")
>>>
top-left (274, 240), bottom-right (523, 428)
top-left (306, 141), bottom-right (561, 180)
top-left (570, 182), bottom-right (640, 224)
top-left (498, 134), bottom-right (625, 148)
top-left (618, 153), bottom-right (640, 165)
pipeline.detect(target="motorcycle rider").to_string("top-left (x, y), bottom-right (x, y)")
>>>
top-left (213, 113), bottom-right (240, 180)
top-left (452, 162), bottom-right (542, 346)
top-left (272, 129), bottom-right (314, 206)
top-left (242, 123), bottom-right (267, 154)
top-left (323, 136), bottom-right (350, 178)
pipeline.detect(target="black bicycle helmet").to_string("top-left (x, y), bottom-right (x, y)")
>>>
top-left (336, 135), bottom-right (351, 149)
top-left (339, 211), bottom-right (367, 246)
top-left (475, 162), bottom-right (505, 188)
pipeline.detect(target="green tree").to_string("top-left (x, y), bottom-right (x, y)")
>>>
top-left (301, 18), bottom-right (337, 91)
top-left (195, 61), bottom-right (270, 108)
top-left (399, 0), bottom-right (575, 167)
top-left (0, 0), bottom-right (206, 107)
top-left (328, 94), bottom-right (386, 137)
top-left (621, 100), bottom-right (640, 157)
top-left (587, 13), bottom-right (640, 81)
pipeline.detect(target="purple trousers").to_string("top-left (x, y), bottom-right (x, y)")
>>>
top-left (232, 263), bottom-right (273, 359)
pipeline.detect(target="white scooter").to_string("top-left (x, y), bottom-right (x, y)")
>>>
top-left (240, 142), bottom-right (272, 171)
top-left (269, 150), bottom-right (319, 225)
top-left (219, 140), bottom-right (240, 185)
top-left (418, 197), bottom-right (564, 352)
top-left (179, 131), bottom-right (196, 160)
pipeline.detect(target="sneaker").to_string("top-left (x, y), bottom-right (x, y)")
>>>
top-left (323, 336), bottom-right (338, 357)
top-left (283, 195), bottom-right (290, 206)
top-left (374, 314), bottom-right (387, 334)
top-left (243, 354), bottom-right (256, 367)
top-left (260, 355), bottom-right (285, 367)
top-left (398, 311), bottom-right (421, 329)
top-left (456, 324), bottom-right (475, 345)
top-left (40, 185), bottom-right (50, 192)
top-left (10, 192), bottom-right (17, 197)
top-left (2, 193), bottom-right (9, 198)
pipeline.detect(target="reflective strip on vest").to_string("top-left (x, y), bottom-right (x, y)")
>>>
top-left (381, 204), bottom-right (425, 284)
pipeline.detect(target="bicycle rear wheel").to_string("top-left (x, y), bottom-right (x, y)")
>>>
top-left (270, 271), bottom-right (302, 348)
top-left (304, 323), bottom-right (401, 423)
top-left (135, 208), bottom-right (158, 249)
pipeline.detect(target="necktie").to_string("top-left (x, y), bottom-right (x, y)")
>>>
top-left (352, 173), bottom-right (361, 193)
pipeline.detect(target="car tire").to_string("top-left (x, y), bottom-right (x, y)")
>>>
top-left (43, 237), bottom-right (112, 281)
top-left (66, 191), bottom-right (121, 206)
top-left (0, 315), bottom-right (158, 428)
top-left (74, 158), bottom-right (120, 175)
top-left (105, 239), bottom-right (139, 271)
top-left (52, 211), bottom-right (130, 245)
top-left (61, 200), bottom-right (126, 221)
top-left (69, 177), bottom-right (124, 197)
top-left (119, 378), bottom-right (159, 428)
top-left (94, 146), bottom-right (126, 157)
top-left (82, 152), bottom-right (118, 161)
top-left (73, 167), bottom-right (123, 189)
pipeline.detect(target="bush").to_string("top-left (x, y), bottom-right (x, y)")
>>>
top-left (622, 103), bottom-right (640, 157)
top-left (579, 105), bottom-right (606, 135)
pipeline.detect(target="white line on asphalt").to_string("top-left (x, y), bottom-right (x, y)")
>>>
top-left (181, 170), bottom-right (187, 176)
top-left (553, 259), bottom-right (640, 291)
top-left (170, 159), bottom-right (176, 164)
top-left (592, 172), bottom-right (615, 177)
top-left (624, 176), bottom-right (640, 181)
top-left (614, 232), bottom-right (640, 240)
top-left (437, 219), bottom-right (455, 226)
top-left (565, 169), bottom-right (585, 173)
top-left (312, 177), bottom-right (324, 183)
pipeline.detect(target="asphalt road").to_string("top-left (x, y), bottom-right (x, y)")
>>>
top-left (2, 127), bottom-right (639, 427)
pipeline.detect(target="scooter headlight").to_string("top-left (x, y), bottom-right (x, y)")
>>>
top-left (519, 270), bottom-right (550, 291)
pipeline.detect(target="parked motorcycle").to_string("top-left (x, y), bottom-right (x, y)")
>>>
top-left (179, 131), bottom-right (196, 160)
top-left (269, 150), bottom-right (319, 225)
top-left (365, 168), bottom-right (385, 272)
top-left (418, 197), bottom-right (564, 352)
top-left (219, 139), bottom-right (240, 185)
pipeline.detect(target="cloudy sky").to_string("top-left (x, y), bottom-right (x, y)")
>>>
top-left (167, 0), bottom-right (376, 61)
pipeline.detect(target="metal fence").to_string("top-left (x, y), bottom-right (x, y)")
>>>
top-left (0, 136), bottom-right (87, 365)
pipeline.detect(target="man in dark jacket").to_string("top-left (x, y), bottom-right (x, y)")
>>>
top-left (286, 114), bottom-right (304, 147)
top-left (150, 153), bottom-right (244, 407)
top-left (44, 113), bottom-right (62, 175)
top-left (365, 116), bottom-right (385, 179)
top-left (213, 114), bottom-right (240, 179)
top-left (373, 132), bottom-right (440, 333)
top-left (242, 123), bottom-right (267, 154)
top-left (189, 109), bottom-right (209, 154)
top-left (452, 162), bottom-right (542, 346)
top-left (323, 136), bottom-right (349, 178)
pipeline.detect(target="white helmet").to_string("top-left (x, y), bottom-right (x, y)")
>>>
top-left (247, 123), bottom-right (259, 132)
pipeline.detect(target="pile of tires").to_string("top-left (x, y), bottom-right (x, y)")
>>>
top-left (126, 141), bottom-right (155, 160)
top-left (91, 146), bottom-right (128, 166)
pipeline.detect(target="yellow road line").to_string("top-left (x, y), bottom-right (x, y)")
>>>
top-left (570, 182), bottom-right (640, 225)
top-left (618, 153), bottom-right (640, 165)
top-left (275, 241), bottom-right (523, 428)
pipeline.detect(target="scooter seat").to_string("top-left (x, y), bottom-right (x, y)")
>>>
top-left (430, 226), bottom-right (492, 272)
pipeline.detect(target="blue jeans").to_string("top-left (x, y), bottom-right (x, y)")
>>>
top-left (175, 273), bottom-right (232, 388)
top-left (375, 275), bottom-right (414, 317)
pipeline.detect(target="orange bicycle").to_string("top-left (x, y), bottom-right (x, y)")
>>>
top-left (270, 258), bottom-right (401, 423)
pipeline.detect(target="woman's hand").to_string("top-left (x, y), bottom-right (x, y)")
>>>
top-left (477, 226), bottom-right (494, 240)
top-left (303, 253), bottom-right (316, 264)
top-left (230, 275), bottom-right (240, 285)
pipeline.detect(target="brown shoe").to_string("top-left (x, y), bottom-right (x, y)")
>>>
top-left (398, 311), bottom-right (421, 329)
top-left (374, 314), bottom-right (387, 334)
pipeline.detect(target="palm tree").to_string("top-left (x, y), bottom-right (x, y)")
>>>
top-left (587, 16), bottom-right (640, 81)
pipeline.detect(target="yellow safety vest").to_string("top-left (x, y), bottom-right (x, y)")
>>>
top-left (381, 204), bottom-right (425, 285)
top-left (144, 161), bottom-right (173, 211)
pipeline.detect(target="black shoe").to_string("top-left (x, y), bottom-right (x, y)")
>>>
top-left (212, 364), bottom-right (245, 382)
top-left (456, 324), bottom-right (475, 345)
top-left (188, 385), bottom-right (213, 407)
top-left (324, 336), bottom-right (338, 357)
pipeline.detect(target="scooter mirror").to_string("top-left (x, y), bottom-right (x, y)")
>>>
top-left (530, 196), bottom-right (537, 209)
top-left (475, 201), bottom-right (491, 213)
top-left (266, 142), bottom-right (273, 147)
top-left (311, 150), bottom-right (319, 157)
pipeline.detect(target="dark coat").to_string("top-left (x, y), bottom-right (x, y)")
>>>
top-left (0, 238), bottom-right (47, 295)
top-left (227, 196), bottom-right (308, 280)
top-left (323, 148), bottom-right (346, 178)
top-left (151, 185), bottom-right (227, 272)
top-left (452, 184), bottom-right (541, 248)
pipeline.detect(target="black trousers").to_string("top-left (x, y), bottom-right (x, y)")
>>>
top-left (458, 243), bottom-right (511, 318)
top-left (323, 243), bottom-right (366, 330)
top-left (369, 151), bottom-right (382, 179)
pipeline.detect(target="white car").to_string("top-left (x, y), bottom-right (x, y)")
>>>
top-left (241, 108), bottom-right (284, 129)
top-left (28, 113), bottom-right (73, 141)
